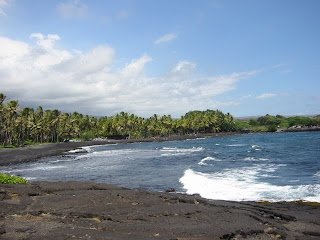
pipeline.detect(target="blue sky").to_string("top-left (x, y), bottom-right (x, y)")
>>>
top-left (0, 0), bottom-right (319, 117)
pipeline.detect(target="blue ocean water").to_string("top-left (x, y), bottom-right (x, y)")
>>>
top-left (1, 132), bottom-right (319, 202)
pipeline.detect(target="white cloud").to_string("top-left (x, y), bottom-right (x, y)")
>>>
top-left (0, 0), bottom-right (10, 16)
top-left (0, 34), bottom-right (260, 117)
top-left (172, 61), bottom-right (196, 74)
top-left (154, 33), bottom-right (177, 45)
top-left (256, 93), bottom-right (277, 99)
top-left (30, 33), bottom-right (61, 49)
top-left (122, 54), bottom-right (152, 77)
top-left (57, 0), bottom-right (88, 19)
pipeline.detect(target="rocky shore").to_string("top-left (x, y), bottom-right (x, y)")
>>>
top-left (1, 133), bottom-right (320, 239)
top-left (1, 181), bottom-right (319, 240)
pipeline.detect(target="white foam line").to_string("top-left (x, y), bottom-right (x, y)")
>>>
top-left (198, 157), bottom-right (215, 166)
top-left (179, 168), bottom-right (320, 202)
top-left (244, 157), bottom-right (269, 161)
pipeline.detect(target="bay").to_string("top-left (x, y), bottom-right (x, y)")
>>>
top-left (1, 132), bottom-right (319, 202)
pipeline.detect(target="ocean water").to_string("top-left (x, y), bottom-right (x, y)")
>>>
top-left (1, 132), bottom-right (319, 202)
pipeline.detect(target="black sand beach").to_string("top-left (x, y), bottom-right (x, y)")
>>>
top-left (0, 133), bottom-right (236, 166)
top-left (1, 135), bottom-right (320, 239)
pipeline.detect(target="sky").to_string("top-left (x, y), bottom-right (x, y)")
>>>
top-left (0, 0), bottom-right (319, 118)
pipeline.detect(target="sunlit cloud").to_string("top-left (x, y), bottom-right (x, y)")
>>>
top-left (154, 33), bottom-right (177, 45)
top-left (0, 34), bottom-right (261, 117)
top-left (0, 0), bottom-right (10, 16)
top-left (256, 93), bottom-right (277, 99)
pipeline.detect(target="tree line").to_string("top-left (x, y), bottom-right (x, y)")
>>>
top-left (0, 93), bottom-right (236, 146)
top-left (235, 114), bottom-right (320, 132)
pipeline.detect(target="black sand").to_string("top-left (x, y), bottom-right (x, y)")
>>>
top-left (0, 133), bottom-right (236, 166)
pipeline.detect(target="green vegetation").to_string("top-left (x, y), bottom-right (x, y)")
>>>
top-left (0, 93), bottom-right (236, 146)
top-left (235, 114), bottom-right (320, 132)
top-left (0, 173), bottom-right (29, 184)
top-left (292, 200), bottom-right (320, 206)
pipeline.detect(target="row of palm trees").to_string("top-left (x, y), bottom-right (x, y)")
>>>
top-left (0, 93), bottom-right (236, 146)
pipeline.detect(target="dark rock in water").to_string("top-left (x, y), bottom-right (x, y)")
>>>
top-left (166, 188), bottom-right (175, 192)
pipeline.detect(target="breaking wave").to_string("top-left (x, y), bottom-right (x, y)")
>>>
top-left (179, 168), bottom-right (320, 202)
top-left (160, 147), bottom-right (204, 156)
top-left (198, 157), bottom-right (222, 166)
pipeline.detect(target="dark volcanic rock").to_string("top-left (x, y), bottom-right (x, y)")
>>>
top-left (165, 188), bottom-right (175, 193)
top-left (0, 182), bottom-right (319, 239)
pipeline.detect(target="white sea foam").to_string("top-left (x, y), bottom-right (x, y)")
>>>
top-left (76, 148), bottom-right (148, 159)
top-left (227, 144), bottom-right (245, 147)
top-left (68, 148), bottom-right (87, 153)
top-left (184, 137), bottom-right (207, 142)
top-left (251, 145), bottom-right (263, 151)
top-left (82, 146), bottom-right (95, 153)
top-left (29, 165), bottom-right (66, 171)
top-left (24, 177), bottom-right (38, 181)
top-left (160, 147), bottom-right (204, 156)
top-left (244, 157), bottom-right (269, 161)
top-left (289, 180), bottom-right (300, 183)
top-left (179, 167), bottom-right (320, 202)
top-left (215, 143), bottom-right (220, 146)
top-left (315, 171), bottom-right (320, 177)
top-left (5, 165), bottom-right (66, 173)
top-left (161, 147), bottom-right (203, 152)
top-left (198, 157), bottom-right (221, 166)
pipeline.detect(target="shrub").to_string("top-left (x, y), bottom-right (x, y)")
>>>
top-left (0, 173), bottom-right (29, 184)
top-left (24, 139), bottom-right (33, 145)
top-left (267, 125), bottom-right (277, 132)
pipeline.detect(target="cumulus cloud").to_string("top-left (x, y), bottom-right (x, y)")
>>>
top-left (30, 33), bottom-right (61, 49)
top-left (154, 33), bottom-right (177, 45)
top-left (57, 0), bottom-right (88, 19)
top-left (0, 34), bottom-right (259, 117)
top-left (256, 93), bottom-right (277, 99)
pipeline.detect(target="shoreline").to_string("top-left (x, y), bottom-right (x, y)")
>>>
top-left (0, 132), bottom-right (238, 166)
top-left (0, 181), bottom-right (319, 239)
top-left (1, 132), bottom-right (319, 239)
top-left (1, 130), bottom-right (318, 167)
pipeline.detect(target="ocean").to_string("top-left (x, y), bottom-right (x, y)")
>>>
top-left (1, 132), bottom-right (319, 202)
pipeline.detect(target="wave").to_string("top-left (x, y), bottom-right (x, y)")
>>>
top-left (68, 148), bottom-right (87, 153)
top-left (185, 138), bottom-right (206, 141)
top-left (160, 147), bottom-right (204, 157)
top-left (198, 157), bottom-right (221, 166)
top-left (75, 148), bottom-right (149, 159)
top-left (161, 147), bottom-right (204, 152)
top-left (244, 157), bottom-right (269, 161)
top-left (3, 165), bottom-right (66, 173)
top-left (252, 145), bottom-right (260, 148)
top-left (24, 177), bottom-right (38, 181)
top-left (179, 168), bottom-right (320, 202)
top-left (28, 165), bottom-right (66, 171)
top-left (78, 144), bottom-right (116, 153)
top-left (227, 144), bottom-right (245, 147)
